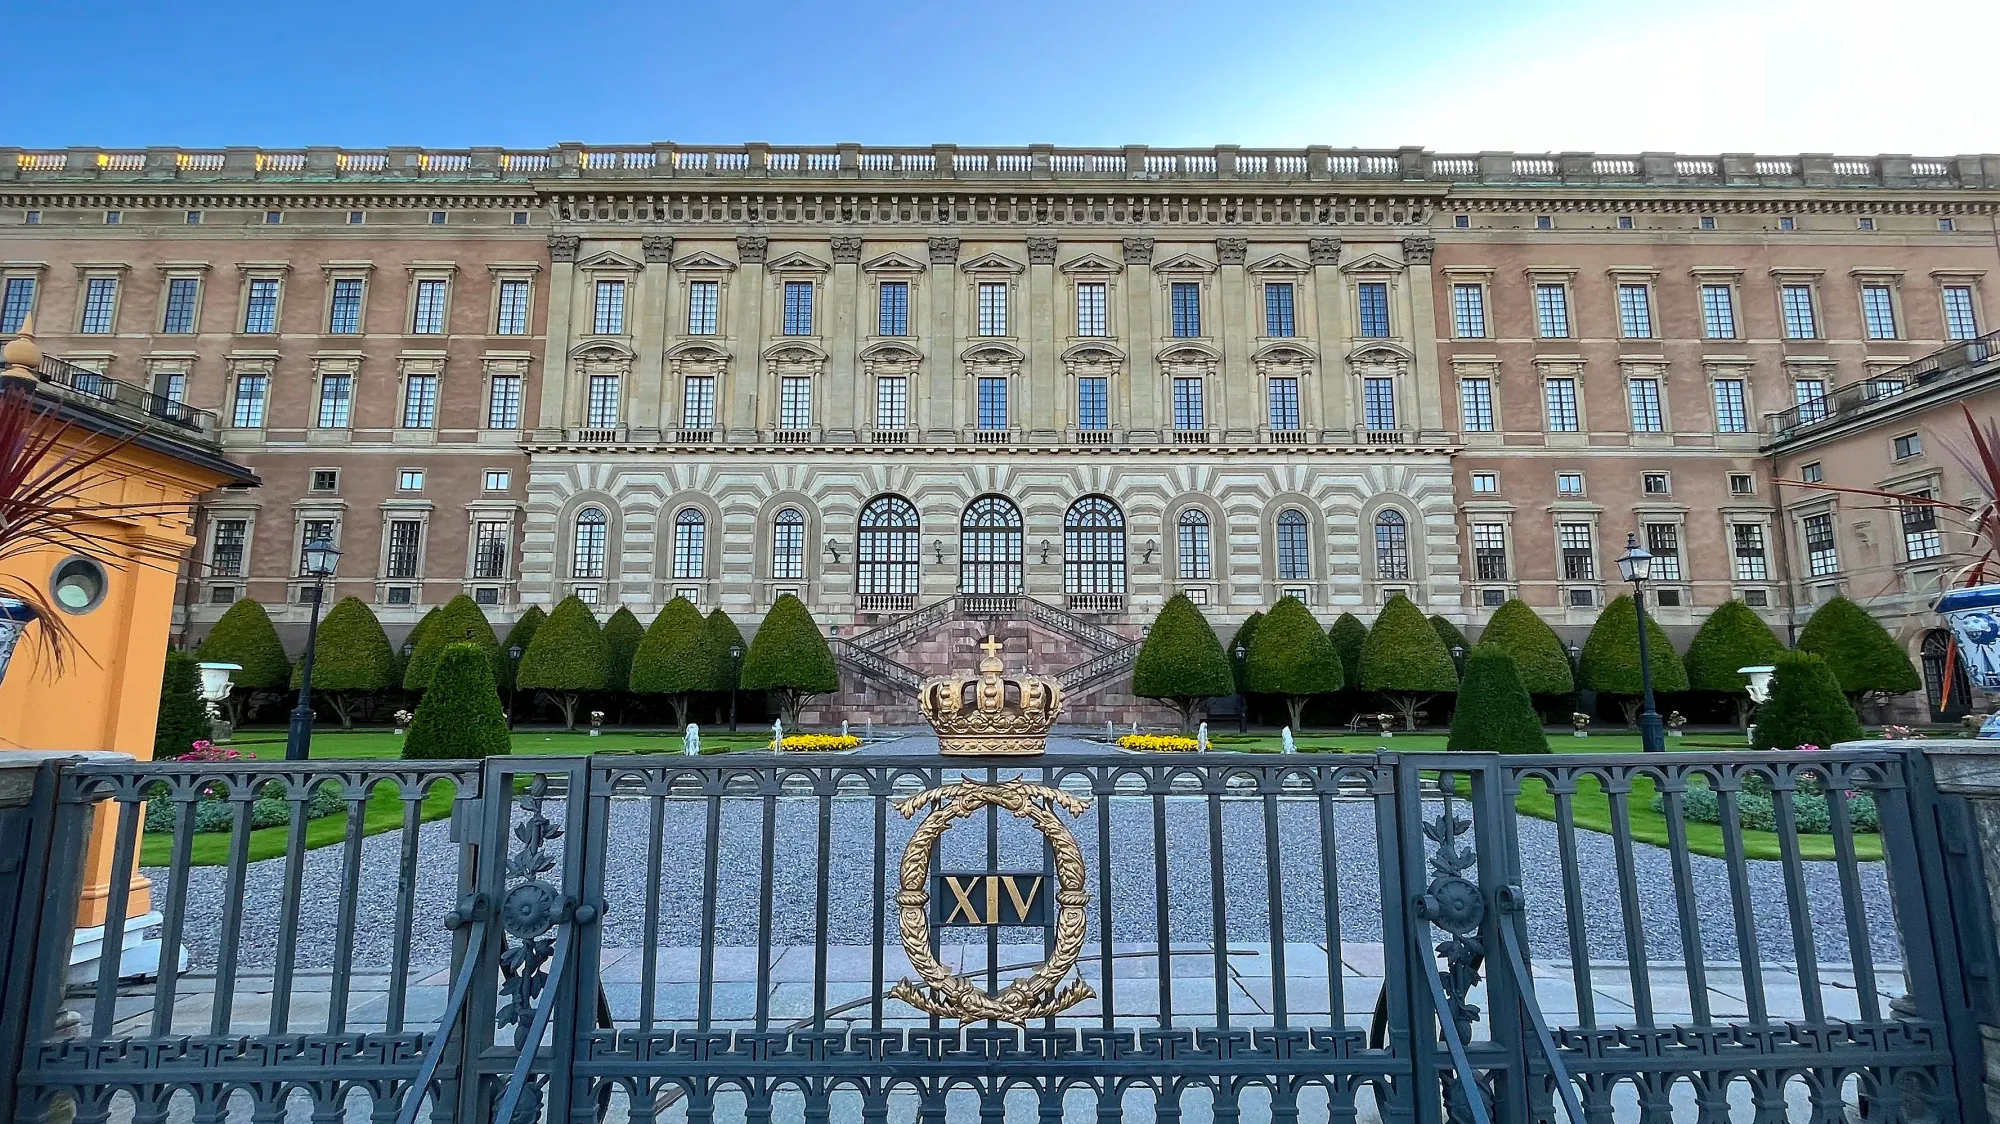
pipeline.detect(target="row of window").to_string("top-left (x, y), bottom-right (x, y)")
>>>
top-left (0, 273), bottom-right (536, 338)
top-left (228, 366), bottom-right (529, 430)
top-left (1449, 278), bottom-right (1982, 342)
top-left (1466, 467), bottom-right (1759, 500)
top-left (206, 516), bottom-right (513, 590)
top-left (1798, 491), bottom-right (1944, 579)
top-left (1455, 370), bottom-right (1897, 436)
top-left (45, 209), bottom-right (526, 228)
top-left (1471, 214), bottom-right (1960, 234)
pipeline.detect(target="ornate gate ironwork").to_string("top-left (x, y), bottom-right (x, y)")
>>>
top-left (0, 747), bottom-right (1988, 1123)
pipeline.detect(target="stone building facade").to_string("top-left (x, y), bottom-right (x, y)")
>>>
top-left (2, 143), bottom-right (1995, 721)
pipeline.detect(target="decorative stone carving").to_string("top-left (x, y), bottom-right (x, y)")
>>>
top-left (1122, 237), bottom-right (1155, 266)
top-left (831, 235), bottom-right (864, 264)
top-left (1308, 237), bottom-right (1342, 266)
top-left (928, 237), bottom-right (961, 266)
top-left (548, 235), bottom-right (580, 263)
top-left (736, 235), bottom-right (768, 264)
top-left (1402, 236), bottom-right (1436, 265)
top-left (1026, 236), bottom-right (1059, 265)
top-left (641, 235), bottom-right (674, 264)
top-left (1215, 237), bottom-right (1248, 265)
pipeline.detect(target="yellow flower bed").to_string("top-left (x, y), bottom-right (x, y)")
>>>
top-left (774, 734), bottom-right (861, 752)
top-left (1117, 734), bottom-right (1200, 752)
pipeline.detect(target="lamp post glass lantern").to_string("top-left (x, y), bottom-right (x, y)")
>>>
top-left (1617, 531), bottom-right (1666, 753)
top-left (285, 537), bottom-right (342, 761)
top-left (728, 642), bottom-right (744, 732)
top-left (1233, 643), bottom-right (1249, 734)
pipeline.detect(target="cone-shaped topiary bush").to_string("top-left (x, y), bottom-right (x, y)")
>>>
top-left (1245, 597), bottom-right (1341, 731)
top-left (1797, 595), bottom-right (1921, 706)
top-left (704, 607), bottom-right (749, 724)
top-left (1226, 612), bottom-right (1263, 695)
top-left (154, 649), bottom-right (214, 757)
top-left (517, 596), bottom-right (609, 729)
top-left (602, 607), bottom-right (644, 692)
top-left (1578, 594), bottom-right (1688, 722)
top-left (1429, 615), bottom-right (1470, 661)
top-left (1683, 600), bottom-right (1786, 726)
top-left (1446, 646), bottom-right (1549, 754)
top-left (1751, 650), bottom-right (1865, 751)
top-left (403, 643), bottom-right (512, 759)
top-left (741, 594), bottom-right (839, 726)
top-left (630, 597), bottom-right (717, 727)
top-left (496, 605), bottom-right (545, 691)
top-left (1329, 613), bottom-right (1369, 692)
top-left (1361, 595), bottom-right (1459, 730)
top-left (402, 594), bottom-right (499, 691)
top-left (399, 606), bottom-right (443, 682)
top-left (1475, 599), bottom-right (1574, 698)
top-left (289, 597), bottom-right (397, 728)
top-left (1132, 594), bottom-right (1236, 733)
top-left (195, 599), bottom-right (290, 725)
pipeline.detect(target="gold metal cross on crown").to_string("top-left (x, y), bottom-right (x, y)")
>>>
top-left (980, 635), bottom-right (1004, 658)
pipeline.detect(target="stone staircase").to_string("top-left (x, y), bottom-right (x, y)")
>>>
top-left (831, 595), bottom-right (1140, 701)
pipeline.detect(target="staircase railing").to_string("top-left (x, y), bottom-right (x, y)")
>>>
top-left (828, 637), bottom-right (923, 692)
top-left (834, 594), bottom-right (1142, 699)
top-left (845, 596), bottom-right (962, 654)
top-left (1021, 596), bottom-right (1130, 652)
top-left (1057, 646), bottom-right (1140, 694)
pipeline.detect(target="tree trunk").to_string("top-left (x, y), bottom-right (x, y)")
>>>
top-left (327, 692), bottom-right (355, 730)
top-left (669, 695), bottom-right (690, 729)
top-left (1733, 695), bottom-right (1755, 729)
top-left (555, 692), bottom-right (579, 730)
top-left (780, 691), bottom-right (809, 728)
top-left (1389, 694), bottom-right (1428, 731)
top-left (1175, 699), bottom-right (1199, 735)
top-left (1618, 697), bottom-right (1640, 726)
top-left (1284, 695), bottom-right (1307, 732)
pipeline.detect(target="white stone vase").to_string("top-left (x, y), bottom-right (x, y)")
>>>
top-left (1937, 585), bottom-right (2000, 738)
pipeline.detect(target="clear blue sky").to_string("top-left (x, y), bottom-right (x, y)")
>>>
top-left (8, 0), bottom-right (1996, 154)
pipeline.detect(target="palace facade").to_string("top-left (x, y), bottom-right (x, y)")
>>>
top-left (4, 144), bottom-right (1996, 721)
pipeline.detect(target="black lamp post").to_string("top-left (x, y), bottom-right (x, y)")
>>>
top-left (284, 537), bottom-right (342, 762)
top-left (728, 641), bottom-right (744, 732)
top-left (1617, 531), bottom-right (1666, 753)
top-left (1233, 643), bottom-right (1249, 734)
top-left (506, 643), bottom-right (524, 723)
top-left (1451, 644), bottom-right (1466, 674)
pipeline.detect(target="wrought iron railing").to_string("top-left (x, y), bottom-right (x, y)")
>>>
top-left (32, 353), bottom-right (216, 439)
top-left (1767, 328), bottom-right (2000, 445)
top-left (825, 637), bottom-right (921, 691)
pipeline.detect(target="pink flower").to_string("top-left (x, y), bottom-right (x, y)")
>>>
top-left (1795, 743), bottom-right (1821, 753)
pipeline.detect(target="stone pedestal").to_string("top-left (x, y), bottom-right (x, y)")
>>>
top-left (1921, 740), bottom-right (2000, 1121)
top-left (68, 910), bottom-right (186, 987)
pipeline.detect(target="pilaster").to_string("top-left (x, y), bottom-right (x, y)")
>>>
top-left (1403, 236), bottom-right (1443, 433)
top-left (1122, 237), bottom-right (1156, 434)
top-left (827, 234), bottom-right (862, 436)
top-left (926, 237), bottom-right (960, 437)
top-left (1308, 237), bottom-right (1345, 432)
top-left (537, 234), bottom-right (579, 431)
top-left (1216, 236), bottom-right (1251, 435)
top-left (729, 235), bottom-right (767, 439)
top-left (1027, 235), bottom-right (1059, 434)
top-left (634, 235), bottom-right (674, 435)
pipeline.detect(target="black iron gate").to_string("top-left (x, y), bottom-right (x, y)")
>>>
top-left (0, 746), bottom-right (1989, 1123)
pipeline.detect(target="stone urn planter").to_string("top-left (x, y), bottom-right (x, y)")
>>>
top-left (1936, 586), bottom-right (2000, 737)
top-left (0, 596), bottom-right (37, 689)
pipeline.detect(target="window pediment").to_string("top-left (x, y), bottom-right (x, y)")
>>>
top-left (576, 251), bottom-right (642, 272)
top-left (766, 251), bottom-right (830, 273)
top-left (960, 252), bottom-right (1025, 275)
top-left (762, 341), bottom-right (828, 363)
top-left (1061, 341), bottom-right (1128, 365)
top-left (1340, 253), bottom-right (1404, 275)
top-left (667, 340), bottom-right (732, 362)
top-left (960, 341), bottom-right (1025, 364)
top-left (1253, 341), bottom-right (1317, 364)
top-left (861, 251), bottom-right (927, 274)
top-left (860, 340), bottom-right (923, 363)
top-left (1157, 341), bottom-right (1221, 364)
top-left (671, 251), bottom-right (737, 272)
top-left (1248, 253), bottom-right (1310, 275)
top-left (571, 339), bottom-right (635, 362)
top-left (1059, 253), bottom-right (1123, 275)
top-left (1153, 253), bottom-right (1216, 274)
top-left (1348, 341), bottom-right (1414, 366)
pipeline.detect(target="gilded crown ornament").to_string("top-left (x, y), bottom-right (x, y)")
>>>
top-left (917, 636), bottom-right (1062, 756)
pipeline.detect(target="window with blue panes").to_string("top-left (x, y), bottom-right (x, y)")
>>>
top-left (244, 278), bottom-right (280, 333)
top-left (977, 377), bottom-right (1008, 429)
top-left (0, 277), bottom-right (35, 333)
top-left (1267, 377), bottom-right (1301, 430)
top-left (1076, 377), bottom-right (1109, 430)
top-left (1170, 283), bottom-right (1201, 337)
top-left (328, 278), bottom-right (364, 334)
top-left (1357, 282), bottom-right (1390, 337)
top-left (1172, 378), bottom-right (1204, 430)
top-left (162, 277), bottom-right (200, 334)
top-left (1363, 377), bottom-right (1396, 430)
top-left (783, 281), bottom-right (814, 335)
top-left (80, 278), bottom-right (117, 334)
top-left (1265, 283), bottom-right (1295, 337)
top-left (687, 281), bottom-right (719, 335)
top-left (878, 281), bottom-right (908, 336)
top-left (1451, 284), bottom-right (1485, 337)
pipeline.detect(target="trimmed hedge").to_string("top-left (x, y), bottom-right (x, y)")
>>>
top-left (1328, 613), bottom-right (1368, 690)
top-left (602, 607), bottom-right (645, 692)
top-left (1751, 650), bottom-right (1865, 752)
top-left (1360, 595), bottom-right (1458, 730)
top-left (1245, 597), bottom-right (1341, 730)
top-left (154, 650), bottom-right (214, 758)
top-left (1476, 599), bottom-right (1574, 697)
top-left (497, 606), bottom-right (545, 690)
top-left (402, 595), bottom-right (500, 691)
top-left (1446, 646), bottom-right (1548, 754)
top-left (1132, 594), bottom-right (1236, 732)
top-left (517, 596), bottom-right (609, 729)
top-left (630, 597), bottom-right (717, 726)
top-left (399, 606), bottom-right (443, 682)
top-left (291, 597), bottom-right (397, 728)
top-left (1684, 600), bottom-right (1785, 692)
top-left (741, 594), bottom-right (839, 726)
top-left (705, 608), bottom-right (746, 691)
top-left (403, 643), bottom-right (511, 759)
top-left (195, 599), bottom-right (290, 690)
top-left (1429, 614), bottom-right (1470, 659)
top-left (1797, 596), bottom-right (1921, 702)
top-left (1227, 612), bottom-right (1263, 694)
top-left (1578, 594), bottom-right (1688, 699)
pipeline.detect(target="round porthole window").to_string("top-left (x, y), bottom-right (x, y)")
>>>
top-left (50, 556), bottom-right (108, 614)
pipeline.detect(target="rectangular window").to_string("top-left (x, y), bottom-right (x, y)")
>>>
top-left (496, 279), bottom-right (530, 335)
top-left (209, 520), bottom-right (247, 576)
top-left (1713, 379), bottom-right (1749, 433)
top-left (384, 519), bottom-right (423, 580)
top-left (682, 375), bottom-right (716, 429)
top-left (1894, 432), bottom-right (1923, 459)
top-left (483, 470), bottom-right (510, 491)
top-left (402, 374), bottom-right (438, 428)
top-left (80, 278), bottom-right (117, 333)
top-left (316, 373), bottom-right (352, 428)
top-left (0, 277), bottom-right (35, 333)
top-left (878, 281), bottom-right (909, 336)
top-left (1178, 516), bottom-right (1211, 580)
top-left (783, 281), bottom-right (814, 335)
top-left (397, 469), bottom-right (424, 491)
top-left (1459, 378), bottom-right (1494, 432)
top-left (231, 374), bottom-right (268, 427)
top-left (977, 282), bottom-right (1008, 336)
top-left (1729, 473), bottom-right (1756, 496)
top-left (1364, 377), bottom-right (1397, 430)
top-left (1643, 472), bottom-right (1670, 495)
top-left (1543, 377), bottom-right (1579, 432)
top-left (1451, 284), bottom-right (1486, 338)
top-left (1646, 523), bottom-right (1683, 581)
top-left (772, 515), bottom-right (805, 580)
top-left (1700, 284), bottom-right (1737, 339)
top-left (1903, 492), bottom-right (1943, 561)
top-left (1560, 523), bottom-right (1595, 581)
top-left (487, 375), bottom-right (522, 429)
top-left (1535, 284), bottom-right (1571, 337)
top-left (1733, 524), bottom-right (1769, 581)
top-left (411, 279), bottom-right (448, 335)
top-left (875, 376), bottom-right (908, 429)
top-left (1859, 217), bottom-right (1876, 231)
top-left (1473, 524), bottom-right (1509, 581)
top-left (1863, 285), bottom-right (1898, 339)
top-left (1470, 472), bottom-right (1498, 494)
top-left (162, 277), bottom-right (200, 334)
top-left (1266, 283), bottom-right (1297, 337)
top-left (329, 278), bottom-right (364, 334)
top-left (1617, 284), bottom-right (1653, 338)
top-left (592, 279), bottom-right (625, 335)
top-left (1171, 282), bottom-right (1202, 337)
top-left (1801, 462), bottom-right (1823, 483)
top-left (1627, 378), bottom-right (1664, 432)
top-left (1357, 281), bottom-right (1391, 338)
top-left (1944, 285), bottom-right (1980, 340)
top-left (1804, 513), bottom-right (1839, 576)
top-left (687, 280), bottom-right (719, 335)
top-left (1268, 377), bottom-right (1301, 430)
top-left (311, 469), bottom-right (338, 492)
top-left (243, 278), bottom-right (280, 333)
top-left (586, 374), bottom-right (620, 428)
top-left (978, 376), bottom-right (1010, 429)
top-left (779, 375), bottom-right (812, 429)
top-left (1172, 377), bottom-right (1204, 430)
top-left (1782, 284), bottom-right (1818, 339)
top-left (1076, 282), bottom-right (1108, 336)
top-left (473, 520), bottom-right (510, 579)
top-left (1077, 377), bottom-right (1109, 430)
top-left (1794, 378), bottom-right (1828, 423)
top-left (153, 371), bottom-right (186, 405)
top-left (1557, 472), bottom-right (1584, 495)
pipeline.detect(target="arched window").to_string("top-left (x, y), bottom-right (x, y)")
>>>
top-left (572, 507), bottom-right (608, 578)
top-left (858, 495), bottom-right (920, 595)
top-left (771, 507), bottom-right (805, 579)
top-left (1276, 509), bottom-right (1311, 580)
top-left (1177, 509), bottom-right (1211, 580)
top-left (672, 509), bottom-right (706, 579)
top-left (1063, 495), bottom-right (1126, 594)
top-left (960, 495), bottom-right (1023, 594)
top-left (1375, 510), bottom-right (1410, 580)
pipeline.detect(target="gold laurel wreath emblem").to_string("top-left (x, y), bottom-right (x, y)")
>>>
top-left (888, 780), bottom-right (1095, 1023)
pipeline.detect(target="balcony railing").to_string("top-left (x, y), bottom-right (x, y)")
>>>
top-left (1766, 329), bottom-right (2000, 446)
top-left (33, 354), bottom-right (217, 441)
